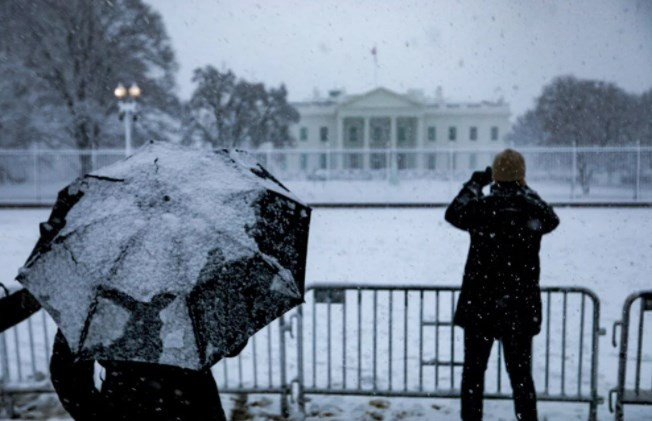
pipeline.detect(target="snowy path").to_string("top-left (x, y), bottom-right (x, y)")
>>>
top-left (1, 208), bottom-right (651, 420)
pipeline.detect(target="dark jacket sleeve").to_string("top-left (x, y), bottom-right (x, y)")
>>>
top-left (444, 181), bottom-right (484, 231)
top-left (522, 186), bottom-right (560, 234)
top-left (0, 288), bottom-right (41, 332)
top-left (50, 330), bottom-right (103, 421)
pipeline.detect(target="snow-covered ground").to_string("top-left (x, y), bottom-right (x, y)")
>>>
top-left (1, 207), bottom-right (651, 420)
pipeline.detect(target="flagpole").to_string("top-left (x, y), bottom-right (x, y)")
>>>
top-left (371, 45), bottom-right (378, 87)
top-left (374, 58), bottom-right (378, 87)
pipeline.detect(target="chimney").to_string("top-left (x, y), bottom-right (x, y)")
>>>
top-left (435, 86), bottom-right (444, 104)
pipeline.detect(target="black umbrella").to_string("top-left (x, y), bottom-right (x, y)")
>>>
top-left (16, 141), bottom-right (311, 370)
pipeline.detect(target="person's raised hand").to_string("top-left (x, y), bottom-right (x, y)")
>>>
top-left (468, 166), bottom-right (492, 187)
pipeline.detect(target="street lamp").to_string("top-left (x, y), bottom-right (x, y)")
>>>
top-left (115, 82), bottom-right (141, 156)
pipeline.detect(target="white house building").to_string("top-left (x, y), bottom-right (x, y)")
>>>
top-left (283, 87), bottom-right (510, 176)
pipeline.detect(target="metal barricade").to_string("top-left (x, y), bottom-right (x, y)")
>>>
top-left (609, 290), bottom-right (652, 420)
top-left (0, 284), bottom-right (606, 419)
top-left (0, 309), bottom-right (293, 417)
top-left (296, 284), bottom-right (604, 420)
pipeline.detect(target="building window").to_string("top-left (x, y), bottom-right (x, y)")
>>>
top-left (300, 127), bottom-right (308, 141)
top-left (347, 153), bottom-right (362, 169)
top-left (428, 126), bottom-right (436, 141)
top-left (470, 126), bottom-right (477, 141)
top-left (370, 117), bottom-right (390, 147)
top-left (320, 127), bottom-right (328, 142)
top-left (370, 153), bottom-right (387, 169)
top-left (397, 153), bottom-right (416, 170)
top-left (373, 126), bottom-right (383, 142)
top-left (300, 154), bottom-right (308, 170)
top-left (398, 127), bottom-right (406, 142)
top-left (449, 126), bottom-right (457, 141)
top-left (343, 117), bottom-right (364, 146)
top-left (396, 117), bottom-right (417, 147)
top-left (491, 126), bottom-right (499, 141)
top-left (349, 126), bottom-right (358, 142)
top-left (319, 153), bottom-right (327, 169)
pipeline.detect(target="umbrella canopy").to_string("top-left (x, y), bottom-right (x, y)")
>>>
top-left (17, 141), bottom-right (311, 370)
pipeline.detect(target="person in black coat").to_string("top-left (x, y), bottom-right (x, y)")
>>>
top-left (445, 149), bottom-right (559, 421)
top-left (0, 286), bottom-right (41, 332)
top-left (50, 329), bottom-right (246, 421)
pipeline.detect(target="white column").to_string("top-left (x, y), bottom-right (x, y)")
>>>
top-left (335, 114), bottom-right (343, 171)
top-left (364, 117), bottom-right (371, 170)
top-left (390, 116), bottom-right (398, 181)
top-left (418, 114), bottom-right (426, 170)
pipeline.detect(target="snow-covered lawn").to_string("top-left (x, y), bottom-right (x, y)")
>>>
top-left (0, 207), bottom-right (651, 420)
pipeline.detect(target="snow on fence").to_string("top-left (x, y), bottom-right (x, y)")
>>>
top-left (0, 284), bottom-right (605, 419)
top-left (609, 290), bottom-right (652, 420)
top-left (1, 146), bottom-right (651, 204)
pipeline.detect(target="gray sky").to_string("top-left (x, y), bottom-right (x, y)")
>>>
top-left (148, 0), bottom-right (652, 118)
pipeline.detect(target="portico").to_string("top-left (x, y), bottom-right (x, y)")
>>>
top-left (288, 87), bottom-right (510, 174)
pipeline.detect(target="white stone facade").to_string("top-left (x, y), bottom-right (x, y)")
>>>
top-left (284, 87), bottom-right (510, 174)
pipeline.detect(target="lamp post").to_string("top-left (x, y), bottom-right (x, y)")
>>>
top-left (114, 83), bottom-right (141, 156)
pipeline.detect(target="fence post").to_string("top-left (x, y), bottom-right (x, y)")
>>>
top-left (91, 147), bottom-right (97, 172)
top-left (32, 146), bottom-right (39, 203)
top-left (390, 147), bottom-right (399, 185)
top-left (448, 149), bottom-right (454, 195)
top-left (571, 142), bottom-right (577, 200)
top-left (385, 148), bottom-right (390, 181)
top-left (266, 149), bottom-right (272, 173)
top-left (0, 332), bottom-right (9, 384)
top-left (278, 315), bottom-right (289, 417)
top-left (296, 305), bottom-right (305, 415)
top-left (327, 149), bottom-right (331, 181)
top-left (635, 141), bottom-right (641, 201)
top-left (589, 293), bottom-right (602, 421)
top-left (0, 331), bottom-right (11, 417)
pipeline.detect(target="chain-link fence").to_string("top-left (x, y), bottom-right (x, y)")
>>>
top-left (1, 146), bottom-right (651, 204)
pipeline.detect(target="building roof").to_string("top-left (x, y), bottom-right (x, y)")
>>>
top-left (291, 87), bottom-right (509, 116)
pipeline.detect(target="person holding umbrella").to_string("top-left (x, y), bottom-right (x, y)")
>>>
top-left (0, 284), bottom-right (41, 332)
top-left (445, 149), bottom-right (559, 421)
top-left (49, 329), bottom-right (246, 420)
top-left (16, 142), bottom-right (311, 421)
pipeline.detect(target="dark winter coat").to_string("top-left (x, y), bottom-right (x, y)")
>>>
top-left (445, 181), bottom-right (559, 338)
top-left (50, 330), bottom-right (228, 421)
top-left (0, 288), bottom-right (41, 332)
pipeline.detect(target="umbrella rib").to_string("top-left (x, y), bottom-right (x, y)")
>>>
top-left (54, 212), bottom-right (128, 245)
top-left (106, 230), bottom-right (144, 280)
top-left (85, 175), bottom-right (125, 183)
top-left (60, 242), bottom-right (79, 266)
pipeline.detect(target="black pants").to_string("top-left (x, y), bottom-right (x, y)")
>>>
top-left (461, 329), bottom-right (538, 421)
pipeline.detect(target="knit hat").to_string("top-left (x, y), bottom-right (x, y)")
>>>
top-left (492, 149), bottom-right (526, 183)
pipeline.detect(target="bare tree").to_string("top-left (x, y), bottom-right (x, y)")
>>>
top-left (506, 110), bottom-right (548, 146)
top-left (0, 0), bottom-right (180, 175)
top-left (508, 75), bottom-right (645, 193)
top-left (184, 66), bottom-right (299, 149)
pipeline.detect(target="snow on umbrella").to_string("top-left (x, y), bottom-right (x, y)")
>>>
top-left (16, 141), bottom-right (311, 370)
